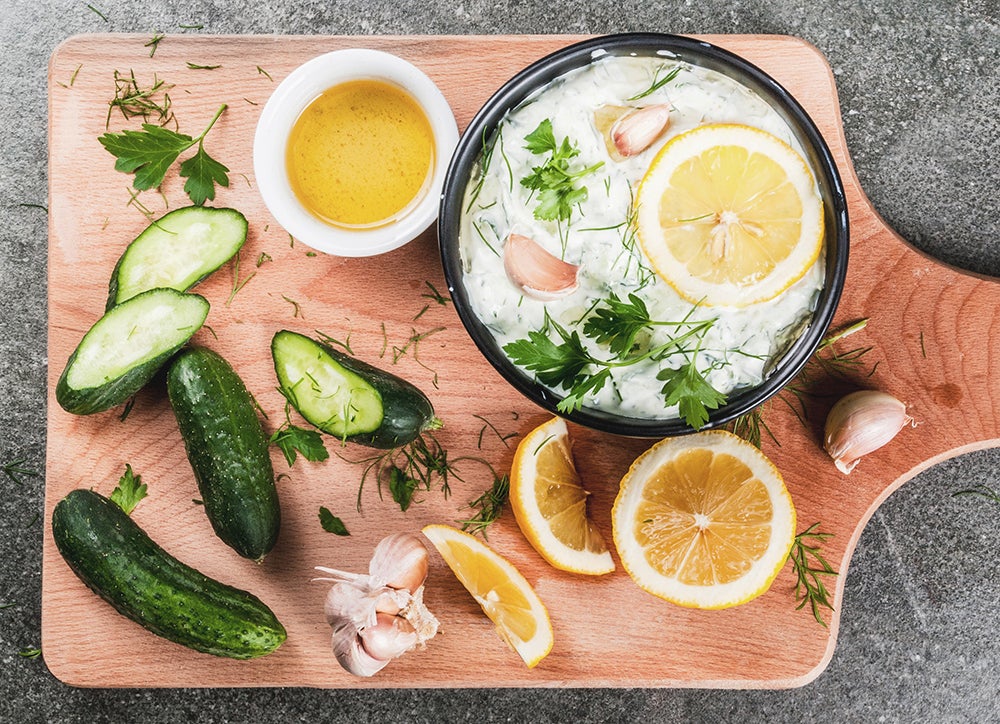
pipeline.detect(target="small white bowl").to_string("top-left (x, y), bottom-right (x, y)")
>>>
top-left (253, 49), bottom-right (459, 257)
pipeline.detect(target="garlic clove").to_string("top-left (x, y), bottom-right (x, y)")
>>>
top-left (824, 390), bottom-right (913, 474)
top-left (593, 104), bottom-right (633, 159)
top-left (368, 532), bottom-right (430, 592)
top-left (503, 233), bottom-right (580, 300)
top-left (611, 104), bottom-right (671, 157)
top-left (359, 613), bottom-right (419, 661)
top-left (324, 580), bottom-right (377, 630)
top-left (333, 625), bottom-right (390, 678)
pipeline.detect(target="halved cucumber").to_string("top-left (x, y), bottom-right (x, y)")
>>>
top-left (56, 288), bottom-right (210, 415)
top-left (107, 206), bottom-right (247, 308)
top-left (271, 330), bottom-right (439, 449)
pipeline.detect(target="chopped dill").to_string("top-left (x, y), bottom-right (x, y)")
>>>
top-left (953, 484), bottom-right (1000, 505)
top-left (472, 413), bottom-right (518, 449)
top-left (257, 66), bottom-right (273, 81)
top-left (458, 474), bottom-right (510, 538)
top-left (2, 459), bottom-right (40, 486)
top-left (107, 69), bottom-right (175, 129)
top-left (472, 221), bottom-right (500, 257)
top-left (281, 295), bottom-right (303, 318)
top-left (256, 251), bottom-right (272, 267)
top-left (186, 62), bottom-right (221, 70)
top-left (627, 64), bottom-right (682, 101)
top-left (144, 34), bottom-right (165, 58)
top-left (920, 331), bottom-right (927, 358)
top-left (18, 203), bottom-right (47, 213)
top-left (179, 23), bottom-right (203, 29)
top-left (87, 4), bottom-right (108, 22)
top-left (315, 330), bottom-right (353, 355)
top-left (422, 281), bottom-right (450, 306)
top-left (226, 252), bottom-right (256, 306)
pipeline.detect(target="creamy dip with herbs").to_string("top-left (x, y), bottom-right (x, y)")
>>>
top-left (459, 55), bottom-right (825, 420)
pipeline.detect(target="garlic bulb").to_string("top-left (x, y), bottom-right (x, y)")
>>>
top-left (315, 533), bottom-right (439, 677)
top-left (824, 390), bottom-right (913, 474)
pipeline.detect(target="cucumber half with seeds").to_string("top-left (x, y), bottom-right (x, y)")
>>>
top-left (52, 488), bottom-right (286, 659)
top-left (56, 288), bottom-right (210, 415)
top-left (107, 206), bottom-right (247, 309)
top-left (271, 330), bottom-right (440, 449)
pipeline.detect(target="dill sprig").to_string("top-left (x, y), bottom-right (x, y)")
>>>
top-left (344, 427), bottom-right (452, 512)
top-left (458, 474), bottom-right (510, 538)
top-left (627, 64), bottom-right (683, 101)
top-left (144, 34), bottom-right (165, 57)
top-left (953, 484), bottom-right (1000, 505)
top-left (2, 459), bottom-right (40, 486)
top-left (729, 407), bottom-right (779, 449)
top-left (107, 69), bottom-right (175, 129)
top-left (788, 522), bottom-right (837, 627)
top-left (226, 251), bottom-right (255, 306)
top-left (473, 413), bottom-right (518, 449)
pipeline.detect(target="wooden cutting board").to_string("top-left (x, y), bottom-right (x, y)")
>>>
top-left (42, 33), bottom-right (1000, 689)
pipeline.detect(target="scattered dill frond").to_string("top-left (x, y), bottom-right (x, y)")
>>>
top-left (18, 203), bottom-right (47, 213)
top-left (87, 4), bottom-right (108, 22)
top-left (788, 523), bottom-right (837, 627)
top-left (2, 459), bottom-right (40, 486)
top-left (281, 295), bottom-right (303, 318)
top-left (179, 23), bottom-right (203, 29)
top-left (226, 252), bottom-right (256, 306)
top-left (186, 62), bottom-right (221, 70)
top-left (627, 64), bottom-right (682, 101)
top-left (391, 327), bottom-right (446, 387)
top-left (458, 474), bottom-right (510, 538)
top-left (257, 66), bottom-right (273, 81)
top-left (144, 34), bottom-right (165, 58)
top-left (107, 69), bottom-right (175, 129)
top-left (422, 281), bottom-right (450, 307)
top-left (953, 485), bottom-right (1000, 505)
top-left (18, 647), bottom-right (41, 659)
top-left (256, 251), bottom-right (272, 267)
top-left (473, 413), bottom-right (518, 449)
top-left (315, 330), bottom-right (352, 355)
top-left (729, 407), bottom-right (779, 449)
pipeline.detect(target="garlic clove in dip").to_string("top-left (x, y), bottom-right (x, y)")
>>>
top-left (824, 390), bottom-right (913, 474)
top-left (503, 233), bottom-right (580, 300)
top-left (610, 104), bottom-right (671, 157)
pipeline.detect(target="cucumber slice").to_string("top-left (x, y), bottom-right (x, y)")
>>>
top-left (271, 331), bottom-right (439, 448)
top-left (107, 206), bottom-right (247, 308)
top-left (271, 330), bottom-right (384, 439)
top-left (56, 288), bottom-right (210, 415)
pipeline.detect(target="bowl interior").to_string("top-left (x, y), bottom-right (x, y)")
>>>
top-left (439, 33), bottom-right (849, 437)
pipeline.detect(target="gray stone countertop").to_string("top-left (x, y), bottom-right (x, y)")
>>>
top-left (2, 0), bottom-right (998, 721)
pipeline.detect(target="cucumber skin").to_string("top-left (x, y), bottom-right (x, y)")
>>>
top-left (106, 206), bottom-right (248, 309)
top-left (55, 289), bottom-right (210, 416)
top-left (167, 348), bottom-right (280, 561)
top-left (272, 330), bottom-right (437, 449)
top-left (51, 489), bottom-right (286, 659)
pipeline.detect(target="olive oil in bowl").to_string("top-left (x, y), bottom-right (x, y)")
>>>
top-left (286, 80), bottom-right (435, 228)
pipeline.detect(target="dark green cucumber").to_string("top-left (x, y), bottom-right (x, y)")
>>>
top-left (107, 206), bottom-right (247, 309)
top-left (271, 330), bottom-right (439, 449)
top-left (56, 288), bottom-right (210, 415)
top-left (51, 489), bottom-right (286, 659)
top-left (167, 347), bottom-right (280, 561)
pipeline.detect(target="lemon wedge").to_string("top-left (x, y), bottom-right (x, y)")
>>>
top-left (635, 123), bottom-right (824, 307)
top-left (612, 430), bottom-right (795, 609)
top-left (510, 417), bottom-right (614, 575)
top-left (422, 524), bottom-right (554, 667)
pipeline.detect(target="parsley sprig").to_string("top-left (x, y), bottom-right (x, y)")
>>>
top-left (520, 119), bottom-right (603, 223)
top-left (503, 295), bottom-right (724, 428)
top-left (99, 103), bottom-right (230, 205)
top-left (109, 464), bottom-right (147, 515)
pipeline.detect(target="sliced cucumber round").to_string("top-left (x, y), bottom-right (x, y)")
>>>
top-left (56, 288), bottom-right (210, 415)
top-left (107, 206), bottom-right (247, 308)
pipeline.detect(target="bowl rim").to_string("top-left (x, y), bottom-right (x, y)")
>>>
top-left (438, 32), bottom-right (850, 438)
top-left (253, 48), bottom-right (459, 257)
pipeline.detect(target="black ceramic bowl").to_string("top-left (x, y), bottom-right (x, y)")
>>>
top-left (438, 33), bottom-right (849, 437)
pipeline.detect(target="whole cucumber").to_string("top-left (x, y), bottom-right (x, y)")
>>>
top-left (51, 489), bottom-right (286, 659)
top-left (167, 347), bottom-right (280, 561)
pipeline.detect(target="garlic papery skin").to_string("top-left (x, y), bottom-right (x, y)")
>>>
top-left (368, 532), bottom-right (429, 592)
top-left (824, 390), bottom-right (913, 474)
top-left (503, 233), bottom-right (580, 300)
top-left (611, 104), bottom-right (671, 157)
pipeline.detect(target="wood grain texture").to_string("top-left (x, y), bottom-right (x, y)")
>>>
top-left (43, 34), bottom-right (1000, 689)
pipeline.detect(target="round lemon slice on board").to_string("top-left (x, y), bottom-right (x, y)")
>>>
top-left (422, 524), bottom-right (554, 668)
top-left (510, 417), bottom-right (614, 575)
top-left (612, 430), bottom-right (795, 609)
top-left (635, 123), bottom-right (824, 307)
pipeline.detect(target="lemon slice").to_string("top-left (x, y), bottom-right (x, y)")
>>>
top-left (612, 430), bottom-right (795, 609)
top-left (422, 524), bottom-right (554, 667)
top-left (635, 123), bottom-right (824, 307)
top-left (510, 417), bottom-right (614, 575)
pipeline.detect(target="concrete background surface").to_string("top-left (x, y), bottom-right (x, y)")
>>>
top-left (1, 0), bottom-right (998, 721)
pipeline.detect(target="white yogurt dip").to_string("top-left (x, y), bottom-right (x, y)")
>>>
top-left (459, 55), bottom-right (825, 420)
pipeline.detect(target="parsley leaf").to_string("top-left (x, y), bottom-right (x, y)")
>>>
top-left (270, 424), bottom-right (329, 467)
top-left (179, 142), bottom-right (230, 205)
top-left (318, 507), bottom-right (349, 536)
top-left (503, 324), bottom-right (593, 390)
top-left (98, 103), bottom-right (228, 206)
top-left (109, 464), bottom-right (147, 515)
top-left (583, 292), bottom-right (654, 356)
top-left (388, 465), bottom-right (419, 511)
top-left (657, 362), bottom-right (727, 430)
top-left (520, 118), bottom-right (603, 223)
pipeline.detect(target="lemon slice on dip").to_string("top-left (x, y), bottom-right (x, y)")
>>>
top-left (510, 417), bottom-right (614, 575)
top-left (422, 524), bottom-right (554, 668)
top-left (612, 430), bottom-right (796, 609)
top-left (635, 123), bottom-right (824, 307)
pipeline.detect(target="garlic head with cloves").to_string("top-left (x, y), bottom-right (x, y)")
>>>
top-left (314, 532), bottom-right (439, 677)
top-left (824, 390), bottom-right (914, 474)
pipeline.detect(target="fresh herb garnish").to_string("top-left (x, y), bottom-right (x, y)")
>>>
top-left (109, 464), bottom-right (147, 515)
top-left (281, 295), bottom-right (303, 318)
top-left (319, 507), bottom-right (350, 536)
top-left (186, 62), bottom-right (221, 70)
top-left (657, 359), bottom-right (726, 432)
top-left (388, 466), bottom-right (420, 511)
top-left (473, 413), bottom-right (517, 449)
top-left (788, 522), bottom-right (837, 627)
top-left (99, 103), bottom-right (229, 205)
top-left (315, 330), bottom-right (353, 355)
top-left (87, 4), bottom-right (108, 22)
top-left (953, 485), bottom-right (1000, 505)
top-left (255, 251), bottom-right (272, 267)
top-left (458, 474), bottom-right (510, 538)
top-left (344, 426), bottom-right (451, 512)
top-left (729, 407), bottom-right (779, 449)
top-left (627, 64), bottom-right (682, 101)
top-left (2, 459), bottom-right (40, 486)
top-left (422, 281), bottom-right (450, 306)
top-left (18, 647), bottom-right (41, 659)
top-left (226, 251), bottom-right (255, 306)
top-left (256, 66), bottom-right (273, 81)
top-left (144, 34), bottom-right (165, 57)
top-left (270, 420), bottom-right (329, 467)
top-left (107, 70), bottom-right (175, 129)
top-left (520, 119), bottom-right (603, 224)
